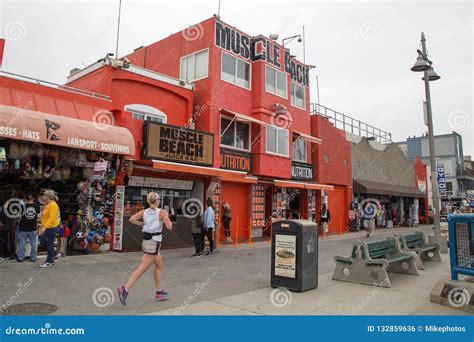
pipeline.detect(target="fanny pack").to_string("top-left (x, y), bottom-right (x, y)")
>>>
top-left (143, 232), bottom-right (162, 240)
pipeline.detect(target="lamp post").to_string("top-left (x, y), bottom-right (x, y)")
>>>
top-left (410, 32), bottom-right (447, 251)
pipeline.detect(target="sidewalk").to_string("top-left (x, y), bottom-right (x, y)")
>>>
top-left (0, 225), bottom-right (463, 316)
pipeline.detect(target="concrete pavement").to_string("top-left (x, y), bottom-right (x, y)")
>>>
top-left (0, 225), bottom-right (465, 316)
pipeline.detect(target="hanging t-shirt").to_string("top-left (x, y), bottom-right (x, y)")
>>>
top-left (19, 203), bottom-right (41, 232)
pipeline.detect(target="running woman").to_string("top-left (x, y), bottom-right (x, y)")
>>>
top-left (118, 192), bottom-right (172, 305)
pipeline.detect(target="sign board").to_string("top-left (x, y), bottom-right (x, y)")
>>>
top-left (274, 234), bottom-right (296, 279)
top-left (220, 148), bottom-right (252, 173)
top-left (215, 21), bottom-right (309, 87)
top-left (128, 176), bottom-right (194, 190)
top-left (113, 186), bottom-right (125, 251)
top-left (143, 122), bottom-right (214, 166)
top-left (417, 179), bottom-right (427, 193)
top-left (436, 163), bottom-right (446, 196)
top-left (291, 161), bottom-right (313, 181)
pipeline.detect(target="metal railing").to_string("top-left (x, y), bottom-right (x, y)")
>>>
top-left (0, 70), bottom-right (111, 101)
top-left (310, 103), bottom-right (392, 144)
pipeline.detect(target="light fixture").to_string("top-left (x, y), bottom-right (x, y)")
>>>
top-left (282, 34), bottom-right (302, 47)
top-left (410, 53), bottom-right (431, 72)
top-left (421, 67), bottom-right (441, 81)
top-left (269, 34), bottom-right (279, 41)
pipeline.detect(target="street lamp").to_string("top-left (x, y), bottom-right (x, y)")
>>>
top-left (410, 32), bottom-right (447, 251)
top-left (282, 34), bottom-right (302, 47)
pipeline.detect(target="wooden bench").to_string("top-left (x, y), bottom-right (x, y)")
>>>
top-left (333, 238), bottom-right (419, 287)
top-left (393, 231), bottom-right (441, 270)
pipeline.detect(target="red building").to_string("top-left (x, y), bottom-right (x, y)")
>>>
top-left (414, 156), bottom-right (429, 223)
top-left (117, 16), bottom-right (335, 243)
top-left (311, 115), bottom-right (352, 234)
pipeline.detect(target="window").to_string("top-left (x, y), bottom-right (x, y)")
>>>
top-left (324, 154), bottom-right (329, 162)
top-left (265, 65), bottom-right (287, 98)
top-left (446, 182), bottom-right (453, 194)
top-left (220, 116), bottom-right (250, 150)
top-left (266, 126), bottom-right (289, 156)
top-left (291, 82), bottom-right (305, 109)
top-left (221, 52), bottom-right (250, 89)
top-left (125, 104), bottom-right (167, 123)
top-left (292, 136), bottom-right (306, 162)
top-left (180, 49), bottom-right (209, 82)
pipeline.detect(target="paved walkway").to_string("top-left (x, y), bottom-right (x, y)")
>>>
top-left (0, 225), bottom-right (464, 315)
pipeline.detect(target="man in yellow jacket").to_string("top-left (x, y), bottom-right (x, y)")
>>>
top-left (40, 190), bottom-right (61, 268)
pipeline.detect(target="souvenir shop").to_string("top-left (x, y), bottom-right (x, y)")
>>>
top-left (0, 105), bottom-right (135, 257)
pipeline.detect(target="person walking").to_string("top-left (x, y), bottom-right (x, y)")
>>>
top-left (118, 192), bottom-right (173, 305)
top-left (222, 202), bottom-right (232, 243)
top-left (190, 213), bottom-right (203, 258)
top-left (16, 193), bottom-right (40, 262)
top-left (39, 190), bottom-right (61, 268)
top-left (201, 198), bottom-right (215, 255)
top-left (319, 204), bottom-right (331, 235)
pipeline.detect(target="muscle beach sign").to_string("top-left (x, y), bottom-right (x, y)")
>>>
top-left (215, 21), bottom-right (309, 87)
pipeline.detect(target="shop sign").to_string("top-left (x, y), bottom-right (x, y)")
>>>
top-left (113, 185), bottom-right (125, 251)
top-left (220, 148), bottom-right (252, 173)
top-left (436, 164), bottom-right (446, 196)
top-left (274, 234), bottom-right (296, 279)
top-left (128, 176), bottom-right (194, 190)
top-left (417, 179), bottom-right (426, 193)
top-left (143, 122), bottom-right (214, 166)
top-left (291, 161), bottom-right (313, 181)
top-left (215, 21), bottom-right (309, 87)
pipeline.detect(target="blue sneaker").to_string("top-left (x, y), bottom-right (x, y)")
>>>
top-left (155, 290), bottom-right (169, 301)
top-left (118, 286), bottom-right (128, 305)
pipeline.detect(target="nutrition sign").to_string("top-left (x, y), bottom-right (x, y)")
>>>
top-left (144, 122), bottom-right (214, 166)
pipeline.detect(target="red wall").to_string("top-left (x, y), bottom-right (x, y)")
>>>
top-left (220, 181), bottom-right (250, 241)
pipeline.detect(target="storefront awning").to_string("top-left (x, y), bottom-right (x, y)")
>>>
top-left (220, 108), bottom-right (271, 127)
top-left (152, 160), bottom-right (258, 184)
top-left (274, 180), bottom-right (334, 191)
top-left (353, 179), bottom-right (425, 198)
top-left (0, 104), bottom-right (135, 155)
top-left (294, 131), bottom-right (322, 144)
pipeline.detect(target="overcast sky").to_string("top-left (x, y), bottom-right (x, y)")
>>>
top-left (1, 0), bottom-right (472, 157)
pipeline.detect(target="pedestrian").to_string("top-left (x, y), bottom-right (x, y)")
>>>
top-left (118, 192), bottom-right (173, 305)
top-left (319, 204), bottom-right (330, 235)
top-left (201, 197), bottom-right (215, 255)
top-left (222, 202), bottom-right (232, 243)
top-left (39, 189), bottom-right (61, 268)
top-left (190, 213), bottom-right (203, 258)
top-left (16, 193), bottom-right (40, 262)
top-left (58, 219), bottom-right (71, 257)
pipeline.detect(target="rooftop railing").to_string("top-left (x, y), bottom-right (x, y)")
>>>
top-left (310, 103), bottom-right (392, 144)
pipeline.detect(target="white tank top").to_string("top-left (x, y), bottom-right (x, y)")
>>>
top-left (142, 208), bottom-right (163, 242)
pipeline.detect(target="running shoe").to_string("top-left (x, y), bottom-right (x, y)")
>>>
top-left (155, 290), bottom-right (169, 301)
top-left (118, 286), bottom-right (128, 305)
top-left (53, 253), bottom-right (61, 262)
top-left (40, 262), bottom-right (53, 268)
top-left (192, 253), bottom-right (202, 258)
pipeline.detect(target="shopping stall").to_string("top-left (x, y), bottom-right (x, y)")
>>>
top-left (0, 104), bottom-right (135, 256)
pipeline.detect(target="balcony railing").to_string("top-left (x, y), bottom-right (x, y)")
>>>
top-left (310, 103), bottom-right (392, 144)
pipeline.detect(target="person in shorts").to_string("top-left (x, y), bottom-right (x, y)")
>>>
top-left (118, 192), bottom-right (173, 305)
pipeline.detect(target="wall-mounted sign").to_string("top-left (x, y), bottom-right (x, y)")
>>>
top-left (417, 179), bottom-right (427, 193)
top-left (143, 122), bottom-right (214, 166)
top-left (291, 161), bottom-right (313, 181)
top-left (215, 21), bottom-right (309, 86)
top-left (437, 163), bottom-right (446, 196)
top-left (128, 176), bottom-right (194, 190)
top-left (220, 148), bottom-right (252, 173)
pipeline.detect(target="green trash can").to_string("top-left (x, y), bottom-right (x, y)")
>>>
top-left (271, 219), bottom-right (318, 292)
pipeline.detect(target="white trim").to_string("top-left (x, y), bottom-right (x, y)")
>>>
top-left (66, 61), bottom-right (194, 90)
top-left (179, 48), bottom-right (209, 82)
top-left (290, 82), bottom-right (306, 110)
top-left (265, 126), bottom-right (289, 157)
top-left (220, 51), bottom-right (252, 91)
top-left (152, 159), bottom-right (248, 175)
top-left (219, 114), bottom-right (251, 152)
top-left (264, 64), bottom-right (288, 99)
top-left (66, 62), bottom-right (104, 83)
top-left (125, 104), bottom-right (167, 123)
